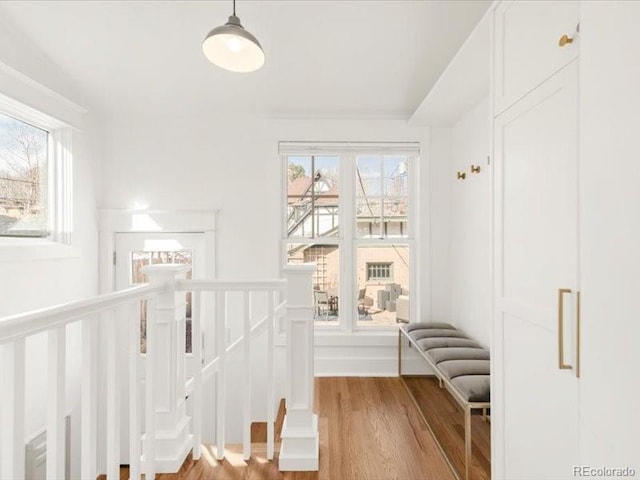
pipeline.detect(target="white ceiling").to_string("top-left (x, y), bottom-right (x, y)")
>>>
top-left (0, 0), bottom-right (491, 118)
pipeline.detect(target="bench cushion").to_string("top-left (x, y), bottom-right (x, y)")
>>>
top-left (403, 322), bottom-right (455, 333)
top-left (426, 347), bottom-right (490, 364)
top-left (451, 375), bottom-right (491, 403)
top-left (416, 337), bottom-right (480, 351)
top-left (438, 360), bottom-right (490, 379)
top-left (408, 328), bottom-right (468, 341)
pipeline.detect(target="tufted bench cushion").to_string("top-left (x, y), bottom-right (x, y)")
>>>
top-left (426, 347), bottom-right (490, 364)
top-left (408, 328), bottom-right (469, 341)
top-left (416, 337), bottom-right (480, 351)
top-left (438, 359), bottom-right (490, 379)
top-left (404, 322), bottom-right (455, 332)
top-left (400, 322), bottom-right (490, 404)
top-left (451, 375), bottom-right (491, 403)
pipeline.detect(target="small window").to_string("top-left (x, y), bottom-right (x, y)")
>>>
top-left (367, 262), bottom-right (392, 281)
top-left (0, 112), bottom-right (49, 237)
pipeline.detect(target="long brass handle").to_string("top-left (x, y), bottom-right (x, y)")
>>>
top-left (559, 34), bottom-right (574, 47)
top-left (576, 291), bottom-right (581, 378)
top-left (558, 288), bottom-right (573, 370)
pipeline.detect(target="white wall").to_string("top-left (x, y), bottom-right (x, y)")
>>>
top-left (0, 16), bottom-right (100, 480)
top-left (97, 113), bottom-right (452, 395)
top-left (450, 97), bottom-right (490, 347)
top-left (579, 1), bottom-right (640, 467)
top-left (428, 127), bottom-right (453, 322)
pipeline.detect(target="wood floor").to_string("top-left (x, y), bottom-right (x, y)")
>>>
top-left (107, 377), bottom-right (469, 480)
top-left (403, 376), bottom-right (491, 480)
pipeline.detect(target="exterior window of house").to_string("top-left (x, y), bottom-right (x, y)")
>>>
top-left (0, 100), bottom-right (72, 246)
top-left (367, 262), bottom-right (392, 281)
top-left (282, 143), bottom-right (416, 331)
top-left (0, 112), bottom-right (49, 237)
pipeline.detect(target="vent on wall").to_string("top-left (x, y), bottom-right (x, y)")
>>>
top-left (25, 415), bottom-right (71, 480)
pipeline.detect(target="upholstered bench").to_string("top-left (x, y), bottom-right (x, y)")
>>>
top-left (398, 322), bottom-right (490, 480)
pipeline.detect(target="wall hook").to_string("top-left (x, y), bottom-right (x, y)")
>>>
top-left (471, 165), bottom-right (481, 174)
top-left (457, 171), bottom-right (466, 180)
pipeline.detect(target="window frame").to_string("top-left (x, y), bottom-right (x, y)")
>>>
top-left (280, 142), bottom-right (419, 333)
top-left (366, 262), bottom-right (393, 282)
top-left (0, 94), bottom-right (74, 258)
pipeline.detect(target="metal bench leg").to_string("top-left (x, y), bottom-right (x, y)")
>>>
top-left (398, 329), bottom-right (402, 377)
top-left (465, 407), bottom-right (472, 480)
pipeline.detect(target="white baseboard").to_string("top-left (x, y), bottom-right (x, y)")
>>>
top-left (315, 349), bottom-right (432, 377)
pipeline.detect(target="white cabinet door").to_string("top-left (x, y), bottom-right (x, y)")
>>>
top-left (494, 0), bottom-right (579, 115)
top-left (494, 61), bottom-right (579, 479)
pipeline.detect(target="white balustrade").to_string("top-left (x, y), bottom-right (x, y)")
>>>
top-left (0, 264), bottom-right (314, 480)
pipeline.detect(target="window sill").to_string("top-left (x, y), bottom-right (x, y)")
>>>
top-left (0, 238), bottom-right (79, 262)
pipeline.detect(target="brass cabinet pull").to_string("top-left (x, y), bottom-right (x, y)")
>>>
top-left (559, 34), bottom-right (574, 47)
top-left (576, 291), bottom-right (581, 378)
top-left (558, 288), bottom-right (573, 370)
top-left (471, 165), bottom-right (481, 174)
top-left (457, 171), bottom-right (466, 180)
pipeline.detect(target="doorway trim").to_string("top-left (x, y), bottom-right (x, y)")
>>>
top-left (98, 209), bottom-right (217, 293)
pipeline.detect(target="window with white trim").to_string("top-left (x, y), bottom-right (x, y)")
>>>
top-left (281, 142), bottom-right (417, 330)
top-left (367, 262), bottom-right (392, 281)
top-left (0, 96), bottom-right (73, 245)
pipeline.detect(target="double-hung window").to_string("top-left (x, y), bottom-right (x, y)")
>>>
top-left (281, 142), bottom-right (418, 330)
top-left (0, 97), bottom-right (72, 245)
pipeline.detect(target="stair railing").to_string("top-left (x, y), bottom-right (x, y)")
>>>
top-left (0, 264), bottom-right (317, 480)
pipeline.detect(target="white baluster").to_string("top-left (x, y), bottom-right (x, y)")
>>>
top-left (266, 290), bottom-right (275, 460)
top-left (81, 317), bottom-right (97, 480)
top-left (215, 290), bottom-right (226, 460)
top-left (0, 338), bottom-right (26, 480)
top-left (192, 292), bottom-right (202, 460)
top-left (106, 309), bottom-right (120, 480)
top-left (242, 291), bottom-right (252, 461)
top-left (129, 302), bottom-right (141, 480)
top-left (47, 326), bottom-right (66, 480)
top-left (144, 298), bottom-right (156, 480)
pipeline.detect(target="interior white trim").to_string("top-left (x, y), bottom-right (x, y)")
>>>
top-left (278, 141), bottom-right (420, 154)
top-left (98, 209), bottom-right (218, 293)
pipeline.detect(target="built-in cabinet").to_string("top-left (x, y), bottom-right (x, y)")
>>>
top-left (493, 1), bottom-right (582, 479)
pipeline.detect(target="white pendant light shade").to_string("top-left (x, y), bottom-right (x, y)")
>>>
top-left (202, 13), bottom-right (265, 73)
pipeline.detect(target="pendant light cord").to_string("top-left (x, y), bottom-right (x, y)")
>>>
top-left (233, 0), bottom-right (236, 16)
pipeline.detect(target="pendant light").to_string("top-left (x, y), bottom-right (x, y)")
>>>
top-left (202, 0), bottom-right (265, 73)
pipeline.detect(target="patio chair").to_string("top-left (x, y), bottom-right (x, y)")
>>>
top-left (357, 287), bottom-right (369, 317)
top-left (314, 290), bottom-right (330, 321)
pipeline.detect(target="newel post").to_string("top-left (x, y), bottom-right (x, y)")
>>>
top-left (143, 264), bottom-right (192, 473)
top-left (279, 264), bottom-right (319, 471)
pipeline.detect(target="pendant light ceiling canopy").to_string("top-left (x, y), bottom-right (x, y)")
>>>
top-left (202, 0), bottom-right (265, 73)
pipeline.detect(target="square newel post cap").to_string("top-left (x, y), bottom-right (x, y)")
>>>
top-left (142, 263), bottom-right (191, 284)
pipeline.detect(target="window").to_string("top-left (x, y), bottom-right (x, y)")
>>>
top-left (282, 143), bottom-right (417, 330)
top-left (287, 155), bottom-right (339, 238)
top-left (356, 155), bottom-right (408, 239)
top-left (0, 97), bottom-right (73, 246)
top-left (0, 112), bottom-right (48, 237)
top-left (367, 262), bottom-right (392, 281)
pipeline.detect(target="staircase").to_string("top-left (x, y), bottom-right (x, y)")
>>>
top-left (0, 265), bottom-right (319, 480)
